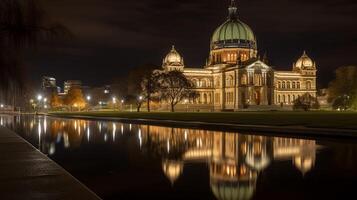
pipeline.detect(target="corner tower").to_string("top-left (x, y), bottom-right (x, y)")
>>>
top-left (208, 0), bottom-right (257, 66)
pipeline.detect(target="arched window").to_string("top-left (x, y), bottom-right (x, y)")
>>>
top-left (278, 82), bottom-right (281, 89)
top-left (288, 95), bottom-right (291, 103)
top-left (278, 95), bottom-right (281, 103)
top-left (297, 82), bottom-right (301, 89)
top-left (292, 82), bottom-right (296, 89)
top-left (283, 95), bottom-right (286, 103)
top-left (282, 81), bottom-right (286, 89)
top-left (293, 95), bottom-right (296, 102)
top-left (226, 75), bottom-right (234, 87)
top-left (203, 93), bottom-right (207, 104)
top-left (287, 82), bottom-right (291, 89)
top-left (201, 79), bottom-right (207, 87)
top-left (306, 81), bottom-right (312, 90)
top-left (215, 78), bottom-right (220, 87)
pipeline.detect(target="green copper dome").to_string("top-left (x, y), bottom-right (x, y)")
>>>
top-left (211, 1), bottom-right (257, 50)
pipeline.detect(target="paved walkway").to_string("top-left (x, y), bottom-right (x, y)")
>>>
top-left (0, 127), bottom-right (101, 200)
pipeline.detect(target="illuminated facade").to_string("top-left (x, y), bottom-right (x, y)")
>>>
top-left (161, 1), bottom-right (317, 110)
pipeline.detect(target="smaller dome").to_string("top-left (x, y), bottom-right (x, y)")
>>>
top-left (294, 51), bottom-right (315, 70)
top-left (162, 159), bottom-right (184, 185)
top-left (163, 45), bottom-right (184, 66)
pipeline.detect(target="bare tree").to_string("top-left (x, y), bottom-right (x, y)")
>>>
top-left (0, 0), bottom-right (69, 108)
top-left (158, 70), bottom-right (197, 112)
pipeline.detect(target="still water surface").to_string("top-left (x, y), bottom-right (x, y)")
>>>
top-left (1, 114), bottom-right (357, 200)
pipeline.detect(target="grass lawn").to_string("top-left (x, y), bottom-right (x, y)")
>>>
top-left (49, 111), bottom-right (357, 130)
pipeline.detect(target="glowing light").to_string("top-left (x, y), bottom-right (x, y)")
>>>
top-left (86, 95), bottom-right (91, 101)
top-left (112, 123), bottom-right (117, 141)
top-left (167, 140), bottom-right (170, 153)
top-left (87, 127), bottom-right (90, 142)
top-left (0, 104), bottom-right (4, 108)
top-left (37, 95), bottom-right (43, 101)
top-left (138, 128), bottom-right (142, 148)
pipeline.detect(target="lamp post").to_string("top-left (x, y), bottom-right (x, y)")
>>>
top-left (112, 97), bottom-right (117, 111)
top-left (86, 95), bottom-right (91, 111)
top-left (121, 99), bottom-right (125, 111)
top-left (37, 95), bottom-right (43, 112)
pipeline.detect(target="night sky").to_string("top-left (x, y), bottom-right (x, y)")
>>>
top-left (27, 0), bottom-right (357, 88)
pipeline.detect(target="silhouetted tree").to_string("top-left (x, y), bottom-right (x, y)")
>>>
top-left (328, 66), bottom-right (357, 110)
top-left (158, 70), bottom-right (197, 112)
top-left (141, 70), bottom-right (160, 112)
top-left (293, 93), bottom-right (320, 111)
top-left (0, 0), bottom-right (69, 108)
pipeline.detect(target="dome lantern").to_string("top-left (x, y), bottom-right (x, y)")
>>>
top-left (294, 51), bottom-right (316, 71)
top-left (162, 45), bottom-right (184, 71)
top-left (210, 0), bottom-right (257, 51)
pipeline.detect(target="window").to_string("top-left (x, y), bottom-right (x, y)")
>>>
top-left (297, 82), bottom-right (301, 89)
top-left (292, 82), bottom-right (296, 89)
top-left (278, 82), bottom-right (281, 89)
top-left (287, 82), bottom-right (291, 89)
top-left (241, 74), bottom-right (248, 85)
top-left (278, 95), bottom-right (281, 103)
top-left (215, 93), bottom-right (220, 104)
top-left (282, 82), bottom-right (286, 89)
top-left (306, 81), bottom-right (312, 90)
top-left (226, 75), bottom-right (234, 87)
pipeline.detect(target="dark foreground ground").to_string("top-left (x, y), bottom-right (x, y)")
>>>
top-left (0, 127), bottom-right (101, 200)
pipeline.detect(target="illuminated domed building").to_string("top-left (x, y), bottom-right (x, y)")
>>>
top-left (160, 0), bottom-right (317, 110)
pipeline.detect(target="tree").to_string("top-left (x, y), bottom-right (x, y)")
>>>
top-left (158, 70), bottom-right (197, 112)
top-left (0, 0), bottom-right (69, 108)
top-left (328, 66), bottom-right (357, 110)
top-left (64, 87), bottom-right (86, 111)
top-left (50, 92), bottom-right (62, 109)
top-left (141, 70), bottom-right (160, 112)
top-left (293, 93), bottom-right (320, 111)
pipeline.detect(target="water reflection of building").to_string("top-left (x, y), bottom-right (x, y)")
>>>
top-left (138, 125), bottom-right (318, 200)
top-left (0, 115), bottom-right (319, 200)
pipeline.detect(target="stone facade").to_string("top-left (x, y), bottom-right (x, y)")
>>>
top-left (160, 1), bottom-right (317, 111)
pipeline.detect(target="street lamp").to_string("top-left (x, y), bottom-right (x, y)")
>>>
top-left (112, 97), bottom-right (117, 110)
top-left (121, 99), bottom-right (125, 111)
top-left (44, 98), bottom-right (47, 103)
top-left (139, 96), bottom-right (143, 101)
top-left (86, 95), bottom-right (91, 101)
top-left (37, 95), bottom-right (43, 101)
top-left (0, 104), bottom-right (4, 108)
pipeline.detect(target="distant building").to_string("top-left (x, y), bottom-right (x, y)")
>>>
top-left (42, 76), bottom-right (58, 95)
top-left (64, 80), bottom-right (82, 94)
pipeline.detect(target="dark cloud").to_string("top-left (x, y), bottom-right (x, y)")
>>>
top-left (27, 0), bottom-right (357, 88)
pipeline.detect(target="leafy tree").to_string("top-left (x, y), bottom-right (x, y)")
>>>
top-left (50, 92), bottom-right (62, 109)
top-left (64, 87), bottom-right (86, 111)
top-left (158, 70), bottom-right (197, 112)
top-left (328, 66), bottom-right (357, 110)
top-left (293, 93), bottom-right (320, 111)
top-left (141, 70), bottom-right (160, 112)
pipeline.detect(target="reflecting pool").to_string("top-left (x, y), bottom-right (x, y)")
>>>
top-left (2, 114), bottom-right (357, 200)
